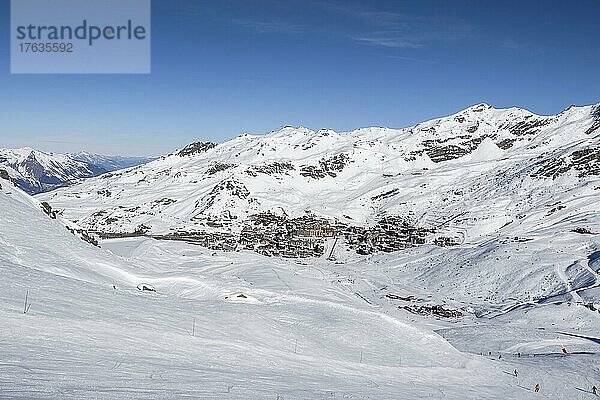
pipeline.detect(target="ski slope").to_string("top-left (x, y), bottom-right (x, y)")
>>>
top-left (2, 178), bottom-right (600, 398)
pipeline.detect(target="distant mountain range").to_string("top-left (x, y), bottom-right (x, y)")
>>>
top-left (0, 148), bottom-right (152, 194)
top-left (72, 151), bottom-right (154, 173)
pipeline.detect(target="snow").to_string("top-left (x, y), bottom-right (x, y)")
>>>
top-left (2, 102), bottom-right (600, 398)
top-left (464, 137), bottom-right (505, 162)
top-left (1, 180), bottom-right (599, 398)
top-left (0, 184), bottom-right (504, 399)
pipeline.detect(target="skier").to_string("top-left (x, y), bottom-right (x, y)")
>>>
top-left (593, 385), bottom-right (597, 395)
top-left (534, 383), bottom-right (541, 393)
top-left (513, 369), bottom-right (518, 377)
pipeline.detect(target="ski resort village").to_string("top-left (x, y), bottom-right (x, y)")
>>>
top-left (1, 103), bottom-right (599, 399)
top-left (3, 0), bottom-right (600, 397)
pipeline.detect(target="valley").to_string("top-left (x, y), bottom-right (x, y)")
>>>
top-left (1, 102), bottom-right (599, 399)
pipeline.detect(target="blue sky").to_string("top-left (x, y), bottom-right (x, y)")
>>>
top-left (1, 0), bottom-right (599, 156)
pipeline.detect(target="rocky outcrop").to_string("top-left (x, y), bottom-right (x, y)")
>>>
top-left (40, 202), bottom-right (57, 219)
top-left (0, 169), bottom-right (10, 180)
top-left (420, 133), bottom-right (493, 163)
top-left (246, 162), bottom-right (295, 177)
top-left (206, 163), bottom-right (236, 175)
top-left (534, 147), bottom-right (600, 178)
top-left (177, 142), bottom-right (218, 157)
top-left (585, 106), bottom-right (600, 135)
top-left (300, 153), bottom-right (350, 179)
top-left (501, 116), bottom-right (552, 137)
top-left (209, 180), bottom-right (249, 199)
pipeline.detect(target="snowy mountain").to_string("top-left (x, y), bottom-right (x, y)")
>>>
top-left (0, 148), bottom-right (151, 194)
top-left (0, 147), bottom-right (104, 194)
top-left (40, 102), bottom-right (600, 252)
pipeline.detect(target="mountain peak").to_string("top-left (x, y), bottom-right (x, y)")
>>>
top-left (177, 141), bottom-right (218, 157)
top-left (465, 103), bottom-right (494, 112)
top-left (270, 126), bottom-right (313, 136)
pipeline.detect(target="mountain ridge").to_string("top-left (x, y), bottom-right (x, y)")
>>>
top-left (38, 102), bottom-right (600, 260)
top-left (0, 147), bottom-right (152, 194)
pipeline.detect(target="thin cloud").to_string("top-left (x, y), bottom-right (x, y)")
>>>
top-left (352, 14), bottom-right (471, 49)
top-left (226, 2), bottom-right (473, 50)
top-left (318, 2), bottom-right (472, 49)
top-left (384, 54), bottom-right (436, 64)
top-left (229, 18), bottom-right (305, 34)
top-left (352, 34), bottom-right (425, 49)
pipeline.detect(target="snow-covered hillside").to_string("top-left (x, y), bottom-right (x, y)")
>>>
top-left (40, 103), bottom-right (600, 249)
top-left (2, 172), bottom-right (599, 399)
top-left (0, 148), bottom-right (151, 194)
